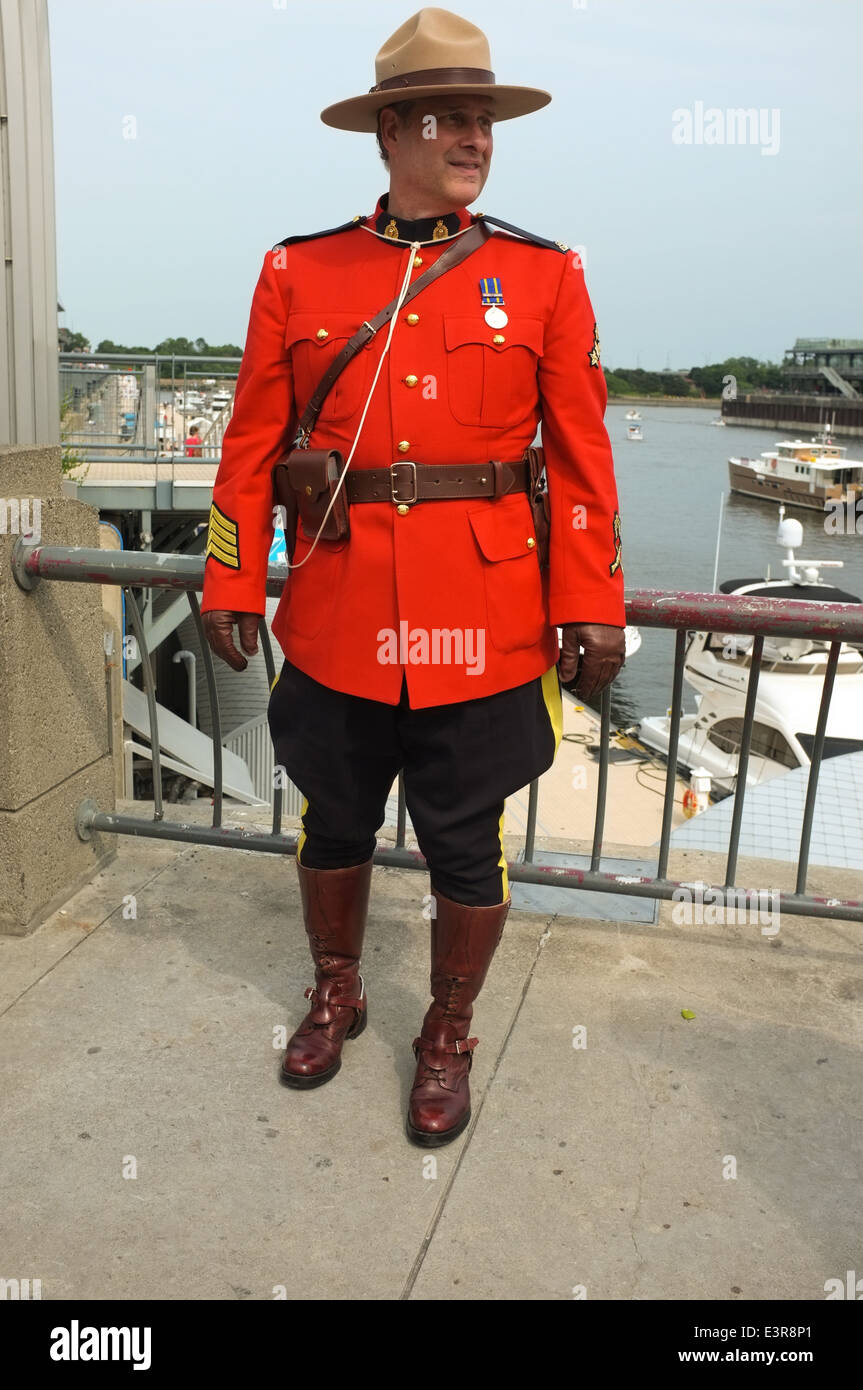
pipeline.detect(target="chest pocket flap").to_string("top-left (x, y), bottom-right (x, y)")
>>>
top-left (284, 311), bottom-right (367, 349)
top-left (284, 312), bottom-right (372, 421)
top-left (443, 318), bottom-right (544, 427)
top-left (444, 316), bottom-right (544, 354)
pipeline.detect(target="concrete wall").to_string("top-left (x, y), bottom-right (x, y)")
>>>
top-left (0, 0), bottom-right (60, 446)
top-left (0, 443), bottom-right (116, 934)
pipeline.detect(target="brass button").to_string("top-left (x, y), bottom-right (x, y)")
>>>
top-left (396, 504), bottom-right (410, 516)
top-left (493, 334), bottom-right (506, 345)
top-left (413, 255), bottom-right (423, 267)
top-left (405, 374), bottom-right (418, 388)
top-left (316, 328), bottom-right (328, 340)
top-left (305, 485), bottom-right (313, 496)
top-left (397, 440), bottom-right (410, 453)
top-left (406, 313), bottom-right (420, 325)
top-left (527, 537), bottom-right (536, 549)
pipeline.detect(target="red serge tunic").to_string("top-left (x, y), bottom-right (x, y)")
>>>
top-left (200, 197), bottom-right (625, 709)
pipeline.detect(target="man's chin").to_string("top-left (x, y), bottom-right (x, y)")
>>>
top-left (445, 172), bottom-right (485, 203)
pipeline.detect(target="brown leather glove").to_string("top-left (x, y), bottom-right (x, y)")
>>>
top-left (201, 610), bottom-right (260, 672)
top-left (558, 622), bottom-right (625, 702)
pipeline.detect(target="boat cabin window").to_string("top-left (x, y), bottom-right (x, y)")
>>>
top-left (707, 718), bottom-right (798, 769)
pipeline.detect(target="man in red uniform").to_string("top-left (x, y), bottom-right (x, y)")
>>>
top-left (201, 7), bottom-right (626, 1146)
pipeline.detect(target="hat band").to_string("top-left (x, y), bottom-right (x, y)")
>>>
top-left (370, 66), bottom-right (496, 94)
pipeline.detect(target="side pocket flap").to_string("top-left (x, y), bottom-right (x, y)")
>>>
top-left (468, 497), bottom-right (537, 562)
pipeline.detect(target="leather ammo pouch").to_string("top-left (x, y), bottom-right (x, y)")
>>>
top-left (273, 449), bottom-right (349, 546)
top-left (525, 445), bottom-right (551, 570)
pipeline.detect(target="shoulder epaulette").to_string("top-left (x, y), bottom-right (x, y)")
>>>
top-left (474, 212), bottom-right (569, 253)
top-left (273, 216), bottom-right (363, 250)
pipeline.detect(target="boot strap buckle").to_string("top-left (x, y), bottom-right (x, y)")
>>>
top-left (304, 984), bottom-right (365, 1012)
top-left (413, 1034), bottom-right (478, 1056)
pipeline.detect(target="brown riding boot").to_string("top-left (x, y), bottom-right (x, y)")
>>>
top-left (279, 856), bottom-right (374, 1089)
top-left (406, 887), bottom-right (511, 1147)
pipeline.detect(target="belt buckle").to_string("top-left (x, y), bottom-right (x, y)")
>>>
top-left (390, 460), bottom-right (418, 506)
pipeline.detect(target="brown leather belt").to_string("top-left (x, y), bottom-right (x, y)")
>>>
top-left (346, 458), bottom-right (528, 506)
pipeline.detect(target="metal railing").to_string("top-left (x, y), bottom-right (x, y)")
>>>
top-left (11, 540), bottom-right (863, 924)
top-left (59, 352), bottom-right (240, 461)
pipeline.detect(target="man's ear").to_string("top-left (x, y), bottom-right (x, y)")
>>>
top-left (378, 105), bottom-right (398, 160)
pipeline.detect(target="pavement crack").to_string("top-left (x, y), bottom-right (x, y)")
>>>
top-left (399, 915), bottom-right (552, 1300)
top-left (624, 1027), bottom-right (666, 1297)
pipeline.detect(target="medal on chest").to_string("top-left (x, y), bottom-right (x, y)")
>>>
top-left (480, 276), bottom-right (508, 328)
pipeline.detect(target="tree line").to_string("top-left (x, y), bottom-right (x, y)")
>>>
top-left (59, 333), bottom-right (243, 376)
top-left (605, 357), bottom-right (785, 398)
top-left (61, 329), bottom-right (785, 398)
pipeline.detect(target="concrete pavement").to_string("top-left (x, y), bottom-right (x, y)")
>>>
top-left (1, 800), bottom-right (861, 1301)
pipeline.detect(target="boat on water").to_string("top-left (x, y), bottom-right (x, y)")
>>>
top-left (211, 388), bottom-right (232, 410)
top-left (710, 417), bottom-right (726, 427)
top-left (627, 423), bottom-right (643, 441)
top-left (637, 509), bottom-right (863, 796)
top-left (728, 433), bottom-right (863, 512)
top-left (624, 409), bottom-right (641, 421)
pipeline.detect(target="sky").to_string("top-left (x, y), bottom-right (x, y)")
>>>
top-left (47, 0), bottom-right (863, 370)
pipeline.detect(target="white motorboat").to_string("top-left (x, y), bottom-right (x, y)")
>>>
top-left (710, 417), bottom-right (726, 427)
top-left (627, 423), bottom-right (643, 441)
top-left (638, 509), bottom-right (863, 795)
top-left (211, 388), bottom-right (232, 411)
top-left (625, 409), bottom-right (641, 421)
top-left (728, 433), bottom-right (863, 511)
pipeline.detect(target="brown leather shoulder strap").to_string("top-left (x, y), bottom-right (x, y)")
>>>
top-left (294, 220), bottom-right (492, 446)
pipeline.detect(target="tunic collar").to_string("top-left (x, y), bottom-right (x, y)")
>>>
top-left (366, 192), bottom-right (474, 246)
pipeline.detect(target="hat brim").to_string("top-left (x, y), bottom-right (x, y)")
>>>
top-left (320, 84), bottom-right (551, 133)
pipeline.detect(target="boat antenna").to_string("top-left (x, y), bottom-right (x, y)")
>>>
top-left (711, 491), bottom-right (726, 593)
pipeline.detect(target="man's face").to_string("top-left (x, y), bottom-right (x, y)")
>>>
top-left (383, 94), bottom-right (495, 209)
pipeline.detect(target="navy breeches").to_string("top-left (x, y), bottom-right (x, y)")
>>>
top-left (267, 658), bottom-right (562, 906)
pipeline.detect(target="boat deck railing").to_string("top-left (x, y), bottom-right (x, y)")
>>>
top-left (12, 539), bottom-right (863, 924)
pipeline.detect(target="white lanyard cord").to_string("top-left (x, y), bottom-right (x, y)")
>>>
top-left (285, 240), bottom-right (420, 570)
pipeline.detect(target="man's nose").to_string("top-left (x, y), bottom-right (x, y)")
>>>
top-left (459, 121), bottom-right (490, 151)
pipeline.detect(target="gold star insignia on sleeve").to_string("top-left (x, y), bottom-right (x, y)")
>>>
top-left (609, 511), bottom-right (623, 577)
top-left (588, 321), bottom-right (601, 369)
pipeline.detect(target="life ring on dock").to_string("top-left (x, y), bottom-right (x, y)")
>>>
top-left (682, 788), bottom-right (699, 817)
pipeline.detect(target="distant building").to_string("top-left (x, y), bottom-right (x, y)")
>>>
top-left (724, 338), bottom-right (863, 437)
top-left (782, 338), bottom-right (863, 400)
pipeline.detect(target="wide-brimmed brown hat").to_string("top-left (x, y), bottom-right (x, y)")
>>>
top-left (320, 7), bottom-right (551, 132)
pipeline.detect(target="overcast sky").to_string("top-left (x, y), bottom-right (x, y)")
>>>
top-left (48, 0), bottom-right (863, 369)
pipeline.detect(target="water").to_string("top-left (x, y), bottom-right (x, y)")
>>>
top-left (604, 404), bottom-right (863, 729)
